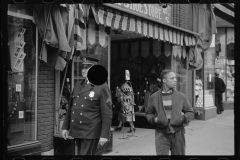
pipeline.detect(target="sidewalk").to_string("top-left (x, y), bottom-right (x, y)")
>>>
top-left (105, 110), bottom-right (234, 155)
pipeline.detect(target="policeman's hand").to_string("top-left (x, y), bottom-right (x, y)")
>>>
top-left (62, 129), bottom-right (69, 140)
top-left (98, 137), bottom-right (108, 146)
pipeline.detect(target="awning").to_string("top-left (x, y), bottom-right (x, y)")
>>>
top-left (91, 5), bottom-right (197, 47)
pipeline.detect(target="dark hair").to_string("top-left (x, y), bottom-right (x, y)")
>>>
top-left (159, 69), bottom-right (173, 83)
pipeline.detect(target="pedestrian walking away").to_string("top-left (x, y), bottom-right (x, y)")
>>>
top-left (145, 69), bottom-right (194, 155)
top-left (215, 69), bottom-right (226, 114)
top-left (61, 54), bottom-right (112, 155)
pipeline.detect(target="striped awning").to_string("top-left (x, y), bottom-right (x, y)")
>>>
top-left (91, 5), bottom-right (197, 47)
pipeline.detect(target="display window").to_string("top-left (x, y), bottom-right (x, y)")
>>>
top-left (215, 28), bottom-right (234, 102)
top-left (7, 13), bottom-right (38, 146)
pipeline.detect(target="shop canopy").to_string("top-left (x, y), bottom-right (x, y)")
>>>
top-left (91, 5), bottom-right (199, 47)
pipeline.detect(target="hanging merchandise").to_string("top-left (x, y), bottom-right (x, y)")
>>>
top-left (173, 45), bottom-right (177, 57)
top-left (99, 25), bottom-right (106, 47)
top-left (182, 42), bottom-right (186, 59)
top-left (136, 18), bottom-right (142, 34)
top-left (177, 31), bottom-right (181, 45)
top-left (141, 41), bottom-right (149, 58)
top-left (106, 9), bottom-right (113, 27)
top-left (153, 40), bottom-right (161, 57)
top-left (159, 25), bottom-right (164, 41)
top-left (180, 32), bottom-right (184, 46)
top-left (120, 43), bottom-right (128, 59)
top-left (172, 30), bottom-right (176, 44)
top-left (168, 28), bottom-right (173, 43)
top-left (184, 35), bottom-right (189, 46)
top-left (164, 42), bottom-right (172, 57)
top-left (113, 12), bottom-right (121, 29)
top-left (149, 22), bottom-right (153, 38)
top-left (143, 21), bottom-right (148, 37)
top-left (164, 27), bottom-right (169, 42)
top-left (154, 24), bottom-right (158, 40)
top-left (74, 4), bottom-right (87, 51)
top-left (88, 19), bottom-right (96, 45)
top-left (129, 16), bottom-right (136, 32)
top-left (131, 42), bottom-right (138, 58)
top-left (177, 46), bottom-right (182, 58)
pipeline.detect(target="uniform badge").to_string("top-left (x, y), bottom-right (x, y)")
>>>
top-left (89, 91), bottom-right (95, 98)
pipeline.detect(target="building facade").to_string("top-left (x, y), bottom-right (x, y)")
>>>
top-left (4, 3), bottom-right (223, 156)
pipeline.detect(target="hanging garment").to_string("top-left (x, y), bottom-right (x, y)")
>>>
top-left (74, 4), bottom-right (88, 51)
top-left (164, 42), bottom-right (172, 57)
top-left (99, 25), bottom-right (106, 47)
top-left (192, 4), bottom-right (217, 51)
top-left (88, 19), bottom-right (96, 45)
top-left (33, 4), bottom-right (71, 52)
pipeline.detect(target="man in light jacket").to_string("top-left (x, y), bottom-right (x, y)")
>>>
top-left (145, 69), bottom-right (194, 155)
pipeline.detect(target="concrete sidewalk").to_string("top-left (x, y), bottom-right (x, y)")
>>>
top-left (105, 110), bottom-right (234, 155)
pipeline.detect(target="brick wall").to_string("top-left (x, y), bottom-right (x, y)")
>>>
top-left (37, 61), bottom-right (55, 152)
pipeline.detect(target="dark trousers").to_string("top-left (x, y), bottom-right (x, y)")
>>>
top-left (155, 128), bottom-right (185, 155)
top-left (215, 93), bottom-right (224, 113)
top-left (75, 138), bottom-right (99, 155)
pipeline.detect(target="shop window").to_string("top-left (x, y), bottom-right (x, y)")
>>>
top-left (7, 15), bottom-right (38, 146)
top-left (171, 46), bottom-right (188, 95)
top-left (215, 28), bottom-right (234, 102)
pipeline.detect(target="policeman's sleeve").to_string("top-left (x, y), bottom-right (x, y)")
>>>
top-left (100, 84), bottom-right (113, 139)
top-left (145, 96), bottom-right (157, 125)
top-left (182, 95), bottom-right (195, 124)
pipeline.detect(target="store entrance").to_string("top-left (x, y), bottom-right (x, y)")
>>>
top-left (109, 29), bottom-right (170, 128)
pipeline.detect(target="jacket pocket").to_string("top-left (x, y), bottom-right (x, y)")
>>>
top-left (156, 116), bottom-right (169, 128)
top-left (170, 114), bottom-right (183, 127)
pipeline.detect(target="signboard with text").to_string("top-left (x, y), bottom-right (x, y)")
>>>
top-left (105, 3), bottom-right (172, 25)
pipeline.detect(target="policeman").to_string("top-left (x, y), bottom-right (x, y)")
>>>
top-left (61, 55), bottom-right (112, 155)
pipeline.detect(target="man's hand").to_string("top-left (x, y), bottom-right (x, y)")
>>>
top-left (62, 129), bottom-right (69, 140)
top-left (98, 137), bottom-right (108, 146)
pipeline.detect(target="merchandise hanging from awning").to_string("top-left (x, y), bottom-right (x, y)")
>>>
top-left (91, 5), bottom-right (197, 47)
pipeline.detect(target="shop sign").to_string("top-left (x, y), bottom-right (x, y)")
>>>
top-left (106, 3), bottom-right (172, 25)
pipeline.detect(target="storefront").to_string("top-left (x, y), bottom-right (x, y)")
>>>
top-left (5, 3), bottom-right (217, 155)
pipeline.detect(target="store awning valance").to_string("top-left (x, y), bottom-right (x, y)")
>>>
top-left (91, 5), bottom-right (197, 47)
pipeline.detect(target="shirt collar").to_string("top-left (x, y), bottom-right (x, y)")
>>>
top-left (162, 89), bottom-right (173, 93)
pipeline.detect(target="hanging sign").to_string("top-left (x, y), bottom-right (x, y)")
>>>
top-left (14, 40), bottom-right (25, 48)
top-left (16, 84), bottom-right (21, 92)
top-left (13, 58), bottom-right (23, 71)
top-left (105, 4), bottom-right (172, 24)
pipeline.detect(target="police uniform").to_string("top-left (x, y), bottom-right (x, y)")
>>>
top-left (62, 55), bottom-right (112, 155)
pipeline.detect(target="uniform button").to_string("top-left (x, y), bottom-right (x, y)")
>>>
top-left (90, 99), bottom-right (92, 101)
top-left (84, 97), bottom-right (86, 99)
top-left (77, 95), bottom-right (79, 98)
top-left (81, 105), bottom-right (84, 107)
top-left (80, 113), bottom-right (82, 115)
top-left (80, 121), bottom-right (82, 123)
top-left (74, 103), bottom-right (76, 105)
top-left (72, 120), bottom-right (74, 122)
top-left (73, 111), bottom-right (74, 114)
